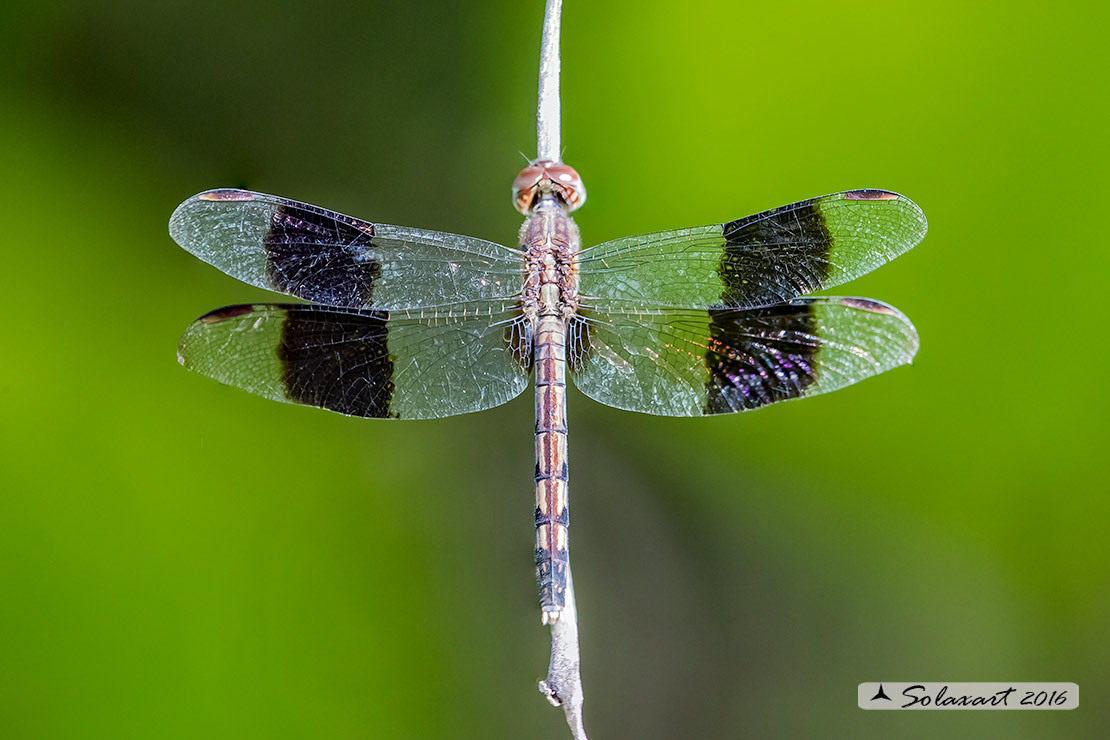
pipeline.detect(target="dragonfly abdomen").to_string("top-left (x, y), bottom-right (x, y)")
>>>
top-left (534, 314), bottom-right (569, 624)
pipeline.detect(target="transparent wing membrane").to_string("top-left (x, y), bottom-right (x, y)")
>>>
top-left (172, 187), bottom-right (924, 420)
top-left (178, 302), bottom-right (531, 419)
top-left (570, 298), bottom-right (918, 416)
top-left (170, 189), bottom-right (524, 310)
top-left (577, 190), bottom-right (926, 310)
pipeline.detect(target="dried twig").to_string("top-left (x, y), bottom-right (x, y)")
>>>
top-left (539, 565), bottom-right (587, 739)
top-left (533, 2), bottom-right (588, 739)
top-left (536, 0), bottom-right (563, 162)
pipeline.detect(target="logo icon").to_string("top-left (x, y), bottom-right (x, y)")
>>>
top-left (870, 684), bottom-right (892, 701)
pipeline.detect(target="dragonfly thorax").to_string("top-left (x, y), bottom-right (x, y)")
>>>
top-left (512, 160), bottom-right (586, 214)
top-left (520, 199), bottom-right (581, 322)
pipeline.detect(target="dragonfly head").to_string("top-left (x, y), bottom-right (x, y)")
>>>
top-left (512, 160), bottom-right (586, 214)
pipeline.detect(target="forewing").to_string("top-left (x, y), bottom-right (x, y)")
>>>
top-left (577, 190), bottom-right (926, 310)
top-left (570, 298), bottom-right (918, 416)
top-left (170, 189), bottom-right (523, 309)
top-left (177, 302), bottom-right (531, 419)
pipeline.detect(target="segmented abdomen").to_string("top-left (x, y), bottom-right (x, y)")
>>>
top-left (534, 314), bottom-right (569, 624)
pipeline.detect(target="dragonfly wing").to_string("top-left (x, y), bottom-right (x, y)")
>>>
top-left (569, 298), bottom-right (918, 416)
top-left (577, 190), bottom-right (926, 309)
top-left (170, 189), bottom-right (524, 310)
top-left (177, 302), bottom-right (531, 419)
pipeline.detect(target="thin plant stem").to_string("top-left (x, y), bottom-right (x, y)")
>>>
top-left (534, 2), bottom-right (588, 739)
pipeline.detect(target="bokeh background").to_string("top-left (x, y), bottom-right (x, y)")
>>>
top-left (1, 1), bottom-right (1106, 738)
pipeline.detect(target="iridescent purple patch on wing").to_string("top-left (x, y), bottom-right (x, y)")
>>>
top-left (703, 304), bottom-right (820, 414)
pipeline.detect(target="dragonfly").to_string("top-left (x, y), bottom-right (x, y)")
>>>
top-left (171, 163), bottom-right (926, 624)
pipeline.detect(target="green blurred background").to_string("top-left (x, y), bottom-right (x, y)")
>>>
top-left (1, 1), bottom-right (1106, 737)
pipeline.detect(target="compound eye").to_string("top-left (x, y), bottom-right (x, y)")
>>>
top-left (512, 166), bottom-right (544, 214)
top-left (544, 163), bottom-right (586, 211)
